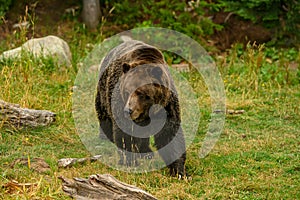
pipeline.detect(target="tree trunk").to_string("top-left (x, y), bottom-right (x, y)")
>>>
top-left (82, 0), bottom-right (101, 30)
top-left (0, 100), bottom-right (56, 128)
top-left (59, 174), bottom-right (157, 200)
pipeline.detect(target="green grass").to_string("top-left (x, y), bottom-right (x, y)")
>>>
top-left (0, 26), bottom-right (299, 200)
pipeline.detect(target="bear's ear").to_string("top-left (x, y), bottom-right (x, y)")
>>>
top-left (122, 63), bottom-right (131, 73)
top-left (150, 66), bottom-right (163, 78)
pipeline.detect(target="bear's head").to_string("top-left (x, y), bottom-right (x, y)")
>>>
top-left (119, 63), bottom-right (171, 122)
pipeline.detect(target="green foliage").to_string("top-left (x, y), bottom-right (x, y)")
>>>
top-left (111, 0), bottom-right (222, 41)
top-left (0, 0), bottom-right (13, 19)
top-left (218, 0), bottom-right (300, 45)
top-left (221, 43), bottom-right (300, 95)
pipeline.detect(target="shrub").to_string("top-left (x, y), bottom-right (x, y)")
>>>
top-left (110, 0), bottom-right (222, 42)
top-left (0, 0), bottom-right (13, 19)
top-left (218, 0), bottom-right (300, 46)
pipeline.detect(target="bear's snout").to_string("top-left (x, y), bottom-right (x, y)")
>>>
top-left (124, 107), bottom-right (133, 119)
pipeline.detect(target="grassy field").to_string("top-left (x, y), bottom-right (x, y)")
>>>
top-left (0, 27), bottom-right (299, 199)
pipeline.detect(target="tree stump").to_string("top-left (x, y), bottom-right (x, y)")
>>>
top-left (59, 174), bottom-right (157, 200)
top-left (0, 100), bottom-right (56, 128)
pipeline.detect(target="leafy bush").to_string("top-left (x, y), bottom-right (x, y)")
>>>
top-left (110, 0), bottom-right (222, 42)
top-left (218, 0), bottom-right (300, 45)
top-left (0, 0), bottom-right (13, 19)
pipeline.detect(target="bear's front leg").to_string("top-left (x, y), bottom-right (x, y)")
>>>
top-left (99, 119), bottom-right (113, 142)
top-left (134, 137), bottom-right (154, 159)
top-left (124, 134), bottom-right (139, 166)
top-left (155, 124), bottom-right (187, 178)
top-left (113, 125), bottom-right (138, 166)
top-left (113, 125), bottom-right (125, 165)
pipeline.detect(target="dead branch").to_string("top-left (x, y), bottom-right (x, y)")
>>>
top-left (226, 109), bottom-right (245, 115)
top-left (58, 155), bottom-right (102, 168)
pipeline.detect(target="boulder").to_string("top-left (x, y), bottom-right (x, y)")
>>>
top-left (1, 35), bottom-right (72, 66)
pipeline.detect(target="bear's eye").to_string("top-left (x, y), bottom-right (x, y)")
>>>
top-left (144, 94), bottom-right (151, 100)
top-left (135, 91), bottom-right (142, 96)
top-left (136, 91), bottom-right (150, 100)
top-left (136, 92), bottom-right (144, 99)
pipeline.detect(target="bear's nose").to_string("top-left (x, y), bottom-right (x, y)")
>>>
top-left (124, 107), bottom-right (133, 117)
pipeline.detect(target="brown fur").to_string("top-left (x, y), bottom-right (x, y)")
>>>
top-left (95, 40), bottom-right (186, 176)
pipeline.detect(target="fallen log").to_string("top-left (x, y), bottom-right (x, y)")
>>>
top-left (0, 100), bottom-right (56, 128)
top-left (59, 174), bottom-right (157, 200)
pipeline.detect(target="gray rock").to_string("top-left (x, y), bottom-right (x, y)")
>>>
top-left (1, 35), bottom-right (72, 66)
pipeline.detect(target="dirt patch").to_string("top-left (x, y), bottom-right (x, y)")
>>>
top-left (0, 0), bottom-right (79, 42)
top-left (211, 12), bottom-right (272, 50)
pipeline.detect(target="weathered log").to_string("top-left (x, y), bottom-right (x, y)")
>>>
top-left (0, 100), bottom-right (56, 128)
top-left (59, 174), bottom-right (157, 200)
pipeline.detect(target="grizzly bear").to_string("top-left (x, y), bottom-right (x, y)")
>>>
top-left (95, 40), bottom-right (186, 177)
